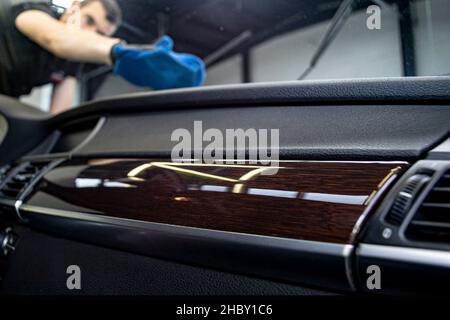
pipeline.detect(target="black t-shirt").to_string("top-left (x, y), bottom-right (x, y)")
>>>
top-left (0, 0), bottom-right (81, 97)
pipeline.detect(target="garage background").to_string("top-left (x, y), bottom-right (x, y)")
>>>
top-left (20, 0), bottom-right (450, 111)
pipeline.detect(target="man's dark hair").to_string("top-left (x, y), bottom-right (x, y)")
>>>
top-left (80, 0), bottom-right (122, 26)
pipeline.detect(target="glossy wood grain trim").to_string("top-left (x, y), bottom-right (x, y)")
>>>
top-left (25, 159), bottom-right (407, 243)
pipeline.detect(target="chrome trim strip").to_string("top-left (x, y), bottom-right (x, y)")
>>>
top-left (350, 170), bottom-right (402, 243)
top-left (14, 200), bottom-right (23, 220)
top-left (0, 159), bottom-right (66, 220)
top-left (19, 204), bottom-right (354, 291)
top-left (346, 169), bottom-right (403, 290)
top-left (20, 204), bottom-right (347, 255)
top-left (343, 244), bottom-right (356, 291)
top-left (358, 244), bottom-right (450, 268)
top-left (15, 159), bottom-right (66, 221)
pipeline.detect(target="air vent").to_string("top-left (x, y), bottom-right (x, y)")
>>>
top-left (0, 161), bottom-right (51, 200)
top-left (0, 165), bottom-right (12, 185)
top-left (406, 170), bottom-right (450, 244)
top-left (385, 173), bottom-right (432, 226)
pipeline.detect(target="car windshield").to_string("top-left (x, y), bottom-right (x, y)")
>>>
top-left (17, 0), bottom-right (450, 110)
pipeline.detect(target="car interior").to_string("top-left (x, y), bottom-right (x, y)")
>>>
top-left (0, 0), bottom-right (450, 297)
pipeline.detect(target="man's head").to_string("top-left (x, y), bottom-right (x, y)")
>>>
top-left (62, 0), bottom-right (122, 36)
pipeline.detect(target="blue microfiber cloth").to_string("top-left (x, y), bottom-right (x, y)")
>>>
top-left (113, 35), bottom-right (206, 90)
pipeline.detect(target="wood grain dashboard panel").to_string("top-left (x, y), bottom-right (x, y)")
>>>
top-left (25, 159), bottom-right (406, 243)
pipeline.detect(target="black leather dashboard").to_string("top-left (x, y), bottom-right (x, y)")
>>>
top-left (0, 77), bottom-right (449, 295)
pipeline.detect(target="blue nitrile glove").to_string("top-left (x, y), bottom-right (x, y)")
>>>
top-left (111, 36), bottom-right (206, 90)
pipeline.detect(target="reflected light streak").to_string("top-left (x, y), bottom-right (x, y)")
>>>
top-left (174, 197), bottom-right (190, 202)
top-left (299, 192), bottom-right (367, 205)
top-left (128, 162), bottom-right (283, 177)
top-left (200, 185), bottom-right (229, 192)
top-left (75, 178), bottom-right (136, 189)
top-left (247, 188), bottom-right (298, 199)
top-left (193, 184), bottom-right (368, 205)
top-left (128, 163), bottom-right (239, 183)
top-left (233, 167), bottom-right (274, 194)
top-left (128, 163), bottom-right (153, 177)
top-left (75, 178), bottom-right (101, 188)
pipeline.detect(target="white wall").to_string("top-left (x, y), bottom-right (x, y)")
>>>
top-left (206, 8), bottom-right (403, 84)
top-left (414, 0), bottom-right (450, 76)
top-left (206, 0), bottom-right (450, 84)
top-left (19, 84), bottom-right (53, 112)
top-left (204, 55), bottom-right (242, 85)
top-left (252, 9), bottom-right (403, 81)
top-left (19, 81), bottom-right (81, 112)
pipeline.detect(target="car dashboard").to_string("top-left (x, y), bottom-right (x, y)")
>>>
top-left (0, 77), bottom-right (450, 295)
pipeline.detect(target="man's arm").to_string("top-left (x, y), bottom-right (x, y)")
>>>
top-left (50, 77), bottom-right (77, 114)
top-left (15, 10), bottom-right (120, 65)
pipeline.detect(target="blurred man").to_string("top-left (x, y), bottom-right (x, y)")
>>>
top-left (0, 0), bottom-right (123, 113)
top-left (0, 0), bottom-right (205, 114)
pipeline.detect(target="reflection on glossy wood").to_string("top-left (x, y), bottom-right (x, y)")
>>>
top-left (26, 159), bottom-right (406, 243)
